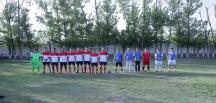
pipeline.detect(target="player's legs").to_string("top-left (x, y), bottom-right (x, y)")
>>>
top-left (137, 61), bottom-right (140, 71)
top-left (51, 63), bottom-right (55, 74)
top-left (155, 61), bottom-right (159, 72)
top-left (120, 62), bottom-right (123, 72)
top-left (72, 63), bottom-right (76, 73)
top-left (115, 62), bottom-right (118, 73)
top-left (63, 63), bottom-right (67, 74)
top-left (159, 61), bottom-right (163, 72)
top-left (88, 62), bottom-right (91, 73)
top-left (135, 61), bottom-right (138, 72)
top-left (100, 63), bottom-right (103, 73)
top-left (60, 63), bottom-right (63, 74)
top-left (103, 63), bottom-right (107, 73)
top-left (91, 64), bottom-right (94, 73)
top-left (32, 62), bottom-right (36, 74)
top-left (76, 62), bottom-right (80, 73)
top-left (43, 62), bottom-right (46, 74)
top-left (80, 62), bottom-right (84, 73)
top-left (142, 62), bottom-right (145, 71)
top-left (68, 62), bottom-right (72, 73)
top-left (168, 60), bottom-right (171, 72)
top-left (55, 63), bottom-right (59, 73)
top-left (147, 64), bottom-right (150, 71)
top-left (84, 62), bottom-right (87, 73)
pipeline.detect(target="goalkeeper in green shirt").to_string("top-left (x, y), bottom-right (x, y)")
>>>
top-left (31, 49), bottom-right (42, 74)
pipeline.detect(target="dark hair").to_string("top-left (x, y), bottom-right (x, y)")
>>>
top-left (171, 48), bottom-right (174, 50)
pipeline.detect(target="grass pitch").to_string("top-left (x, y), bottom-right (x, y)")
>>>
top-left (0, 59), bottom-right (216, 103)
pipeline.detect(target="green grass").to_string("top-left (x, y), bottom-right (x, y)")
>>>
top-left (0, 59), bottom-right (216, 103)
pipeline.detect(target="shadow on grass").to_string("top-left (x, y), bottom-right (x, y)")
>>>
top-left (42, 71), bottom-right (216, 81)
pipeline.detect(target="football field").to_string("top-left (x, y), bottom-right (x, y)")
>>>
top-left (0, 59), bottom-right (216, 103)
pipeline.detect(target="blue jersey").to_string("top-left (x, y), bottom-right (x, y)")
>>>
top-left (155, 52), bottom-right (163, 61)
top-left (126, 51), bottom-right (133, 61)
top-left (115, 52), bottom-right (123, 62)
top-left (168, 51), bottom-right (176, 60)
top-left (134, 51), bottom-right (141, 61)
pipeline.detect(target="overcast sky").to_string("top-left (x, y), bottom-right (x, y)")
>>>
top-left (0, 0), bottom-right (216, 31)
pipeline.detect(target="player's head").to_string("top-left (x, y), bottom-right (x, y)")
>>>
top-left (157, 49), bottom-right (160, 53)
top-left (70, 48), bottom-right (73, 52)
top-left (92, 49), bottom-right (96, 53)
top-left (116, 48), bottom-right (119, 52)
top-left (61, 48), bottom-right (65, 51)
top-left (170, 48), bottom-right (174, 51)
top-left (136, 48), bottom-right (139, 51)
top-left (145, 48), bottom-right (148, 52)
top-left (76, 47), bottom-right (80, 51)
top-left (101, 48), bottom-right (104, 51)
top-left (35, 48), bottom-right (39, 53)
top-left (45, 47), bottom-right (48, 51)
top-left (54, 48), bottom-right (57, 52)
top-left (85, 47), bottom-right (88, 51)
top-left (127, 48), bottom-right (130, 52)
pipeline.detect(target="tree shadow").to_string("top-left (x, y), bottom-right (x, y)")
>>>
top-left (42, 71), bottom-right (216, 81)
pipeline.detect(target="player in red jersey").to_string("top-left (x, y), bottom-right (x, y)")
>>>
top-left (42, 47), bottom-right (51, 74)
top-left (99, 48), bottom-right (108, 73)
top-left (75, 48), bottom-right (84, 73)
top-left (50, 48), bottom-right (59, 73)
top-left (91, 50), bottom-right (99, 73)
top-left (142, 48), bottom-right (151, 71)
top-left (59, 48), bottom-right (68, 74)
top-left (83, 48), bottom-right (92, 73)
top-left (68, 49), bottom-right (76, 73)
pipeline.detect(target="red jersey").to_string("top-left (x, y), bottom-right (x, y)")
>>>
top-left (99, 51), bottom-right (108, 55)
top-left (91, 53), bottom-right (99, 57)
top-left (59, 51), bottom-right (67, 62)
top-left (42, 51), bottom-right (50, 62)
top-left (42, 51), bottom-right (50, 55)
top-left (142, 51), bottom-right (151, 65)
top-left (76, 51), bottom-right (84, 61)
top-left (50, 52), bottom-right (59, 62)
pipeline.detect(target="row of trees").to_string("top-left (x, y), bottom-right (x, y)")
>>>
top-left (0, 0), bottom-right (216, 58)
top-left (0, 0), bottom-right (40, 58)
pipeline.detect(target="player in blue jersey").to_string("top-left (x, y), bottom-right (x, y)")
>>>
top-left (134, 48), bottom-right (142, 72)
top-left (155, 49), bottom-right (163, 72)
top-left (167, 48), bottom-right (177, 72)
top-left (125, 48), bottom-right (133, 72)
top-left (113, 48), bottom-right (123, 73)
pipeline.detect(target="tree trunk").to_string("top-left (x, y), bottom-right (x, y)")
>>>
top-left (186, 46), bottom-right (189, 58)
top-left (202, 46), bottom-right (205, 58)
top-left (193, 46), bottom-right (196, 58)
top-left (197, 48), bottom-right (200, 58)
top-left (180, 46), bottom-right (183, 58)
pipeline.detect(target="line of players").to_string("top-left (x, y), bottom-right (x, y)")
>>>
top-left (42, 47), bottom-right (177, 74)
top-left (42, 47), bottom-right (108, 74)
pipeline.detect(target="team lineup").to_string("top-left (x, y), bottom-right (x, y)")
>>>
top-left (31, 47), bottom-right (177, 74)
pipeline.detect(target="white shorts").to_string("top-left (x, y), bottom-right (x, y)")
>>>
top-left (168, 60), bottom-right (176, 65)
top-left (155, 61), bottom-right (162, 66)
top-left (126, 61), bottom-right (133, 66)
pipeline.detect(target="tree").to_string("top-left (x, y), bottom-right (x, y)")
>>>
top-left (0, 1), bottom-right (17, 58)
top-left (100, 0), bottom-right (119, 48)
top-left (183, 0), bottom-right (202, 58)
top-left (118, 0), bottom-right (140, 48)
top-left (138, 0), bottom-right (153, 48)
top-left (150, 3), bottom-right (167, 50)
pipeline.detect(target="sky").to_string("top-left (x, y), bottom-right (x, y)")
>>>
top-left (0, 0), bottom-right (216, 31)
